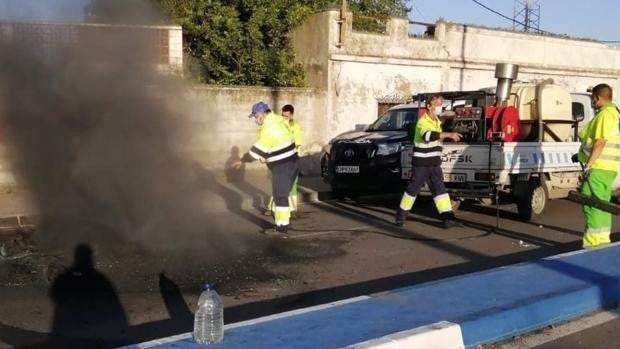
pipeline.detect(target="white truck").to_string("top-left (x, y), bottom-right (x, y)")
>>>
top-left (401, 64), bottom-right (594, 221)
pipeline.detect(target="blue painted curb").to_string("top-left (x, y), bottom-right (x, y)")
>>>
top-left (123, 243), bottom-right (620, 349)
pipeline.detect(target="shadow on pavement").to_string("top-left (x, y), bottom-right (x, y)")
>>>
top-left (224, 146), bottom-right (270, 212)
top-left (0, 244), bottom-right (195, 348)
top-left (193, 163), bottom-right (272, 230)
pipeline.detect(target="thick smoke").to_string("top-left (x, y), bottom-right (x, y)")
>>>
top-left (0, 1), bottom-right (254, 258)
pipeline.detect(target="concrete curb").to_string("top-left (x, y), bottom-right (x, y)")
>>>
top-left (119, 242), bottom-right (620, 349)
top-left (344, 321), bottom-right (464, 349)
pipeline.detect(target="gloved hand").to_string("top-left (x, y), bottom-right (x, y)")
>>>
top-left (571, 154), bottom-right (579, 163)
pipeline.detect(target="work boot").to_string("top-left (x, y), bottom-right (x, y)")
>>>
top-left (395, 209), bottom-right (407, 227)
top-left (440, 212), bottom-right (461, 229)
top-left (276, 224), bottom-right (289, 234)
top-left (262, 225), bottom-right (289, 237)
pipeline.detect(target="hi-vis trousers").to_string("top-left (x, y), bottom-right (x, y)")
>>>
top-left (399, 166), bottom-right (453, 217)
top-left (582, 169), bottom-right (616, 248)
top-left (268, 175), bottom-right (299, 213)
top-left (270, 158), bottom-right (299, 227)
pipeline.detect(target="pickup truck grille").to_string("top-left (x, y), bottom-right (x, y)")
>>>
top-left (332, 143), bottom-right (375, 163)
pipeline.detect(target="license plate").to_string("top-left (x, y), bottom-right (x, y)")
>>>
top-left (443, 173), bottom-right (467, 182)
top-left (336, 166), bottom-right (360, 174)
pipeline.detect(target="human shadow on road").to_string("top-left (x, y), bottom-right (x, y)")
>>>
top-left (47, 244), bottom-right (130, 348)
top-left (342, 196), bottom-right (577, 247)
top-left (0, 244), bottom-right (131, 348)
top-left (0, 268), bottom-right (196, 348)
top-left (455, 199), bottom-right (583, 236)
top-left (193, 163), bottom-right (272, 230)
top-left (224, 146), bottom-right (271, 212)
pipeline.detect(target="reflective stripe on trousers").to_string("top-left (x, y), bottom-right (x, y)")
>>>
top-left (582, 169), bottom-right (616, 248)
top-left (398, 166), bottom-right (453, 214)
top-left (400, 192), bottom-right (416, 211)
top-left (268, 175), bottom-right (299, 213)
top-left (274, 206), bottom-right (290, 226)
top-left (583, 227), bottom-right (611, 249)
top-left (434, 193), bottom-right (452, 213)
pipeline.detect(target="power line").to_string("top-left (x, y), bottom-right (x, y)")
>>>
top-left (410, 1), bottom-right (428, 21)
top-left (470, 0), bottom-right (619, 44)
top-left (470, 0), bottom-right (550, 34)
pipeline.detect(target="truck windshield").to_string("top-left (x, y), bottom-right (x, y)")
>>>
top-left (367, 108), bottom-right (417, 131)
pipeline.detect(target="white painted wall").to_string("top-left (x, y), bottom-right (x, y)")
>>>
top-left (292, 11), bottom-right (620, 139)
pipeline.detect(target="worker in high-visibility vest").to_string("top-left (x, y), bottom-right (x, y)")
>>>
top-left (234, 101), bottom-right (299, 234)
top-left (395, 94), bottom-right (462, 229)
top-left (267, 104), bottom-right (303, 218)
top-left (577, 83), bottom-right (620, 248)
top-left (282, 104), bottom-right (303, 217)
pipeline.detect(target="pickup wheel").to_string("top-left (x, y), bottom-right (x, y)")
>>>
top-left (516, 179), bottom-right (547, 221)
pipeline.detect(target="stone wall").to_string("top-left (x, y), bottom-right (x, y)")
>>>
top-left (180, 85), bottom-right (327, 172)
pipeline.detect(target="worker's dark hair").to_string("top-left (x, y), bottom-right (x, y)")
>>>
top-left (592, 84), bottom-right (613, 100)
top-left (427, 94), bottom-right (443, 105)
top-left (282, 104), bottom-right (295, 113)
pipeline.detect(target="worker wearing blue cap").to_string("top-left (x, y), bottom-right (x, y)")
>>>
top-left (234, 101), bottom-right (299, 235)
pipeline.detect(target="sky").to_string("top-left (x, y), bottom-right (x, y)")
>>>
top-left (408, 0), bottom-right (619, 42)
top-left (0, 0), bottom-right (617, 42)
top-left (0, 0), bottom-right (88, 22)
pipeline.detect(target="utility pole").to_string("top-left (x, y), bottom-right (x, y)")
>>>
top-left (513, 0), bottom-right (541, 33)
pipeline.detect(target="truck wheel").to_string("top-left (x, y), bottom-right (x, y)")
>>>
top-left (516, 180), bottom-right (547, 221)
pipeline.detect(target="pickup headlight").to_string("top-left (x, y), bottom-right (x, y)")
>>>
top-left (376, 142), bottom-right (403, 156)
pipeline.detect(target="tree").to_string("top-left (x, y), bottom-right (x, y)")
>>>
top-left (86, 0), bottom-right (410, 86)
top-left (349, 0), bottom-right (410, 32)
top-left (156, 0), bottom-right (325, 86)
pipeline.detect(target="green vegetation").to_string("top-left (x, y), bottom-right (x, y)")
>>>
top-left (86, 0), bottom-right (410, 86)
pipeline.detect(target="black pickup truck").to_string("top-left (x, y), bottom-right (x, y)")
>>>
top-left (320, 104), bottom-right (419, 200)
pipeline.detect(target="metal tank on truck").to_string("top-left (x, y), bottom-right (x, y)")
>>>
top-left (401, 63), bottom-right (585, 220)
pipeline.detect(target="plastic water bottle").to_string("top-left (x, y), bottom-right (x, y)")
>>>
top-left (193, 283), bottom-right (224, 345)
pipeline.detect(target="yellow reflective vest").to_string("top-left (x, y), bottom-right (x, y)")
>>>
top-left (245, 112), bottom-right (298, 166)
top-left (290, 119), bottom-right (303, 148)
top-left (578, 102), bottom-right (620, 172)
top-left (412, 113), bottom-right (443, 166)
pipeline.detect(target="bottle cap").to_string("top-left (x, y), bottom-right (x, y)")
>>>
top-left (204, 283), bottom-right (216, 291)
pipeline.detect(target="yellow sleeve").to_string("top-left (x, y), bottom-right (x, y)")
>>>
top-left (591, 109), bottom-right (620, 141)
top-left (293, 122), bottom-right (303, 147)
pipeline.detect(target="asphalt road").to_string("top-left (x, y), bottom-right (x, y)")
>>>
top-left (0, 191), bottom-right (615, 348)
top-left (533, 317), bottom-right (620, 349)
top-left (496, 309), bottom-right (620, 349)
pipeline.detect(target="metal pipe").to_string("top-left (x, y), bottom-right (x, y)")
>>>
top-left (495, 63), bottom-right (519, 102)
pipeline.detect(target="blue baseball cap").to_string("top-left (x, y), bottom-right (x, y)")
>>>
top-left (249, 101), bottom-right (269, 117)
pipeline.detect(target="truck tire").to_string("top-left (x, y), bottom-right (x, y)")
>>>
top-left (516, 179), bottom-right (547, 221)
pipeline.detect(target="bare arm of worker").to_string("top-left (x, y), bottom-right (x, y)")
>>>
top-left (586, 138), bottom-right (607, 169)
top-left (439, 132), bottom-right (462, 142)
